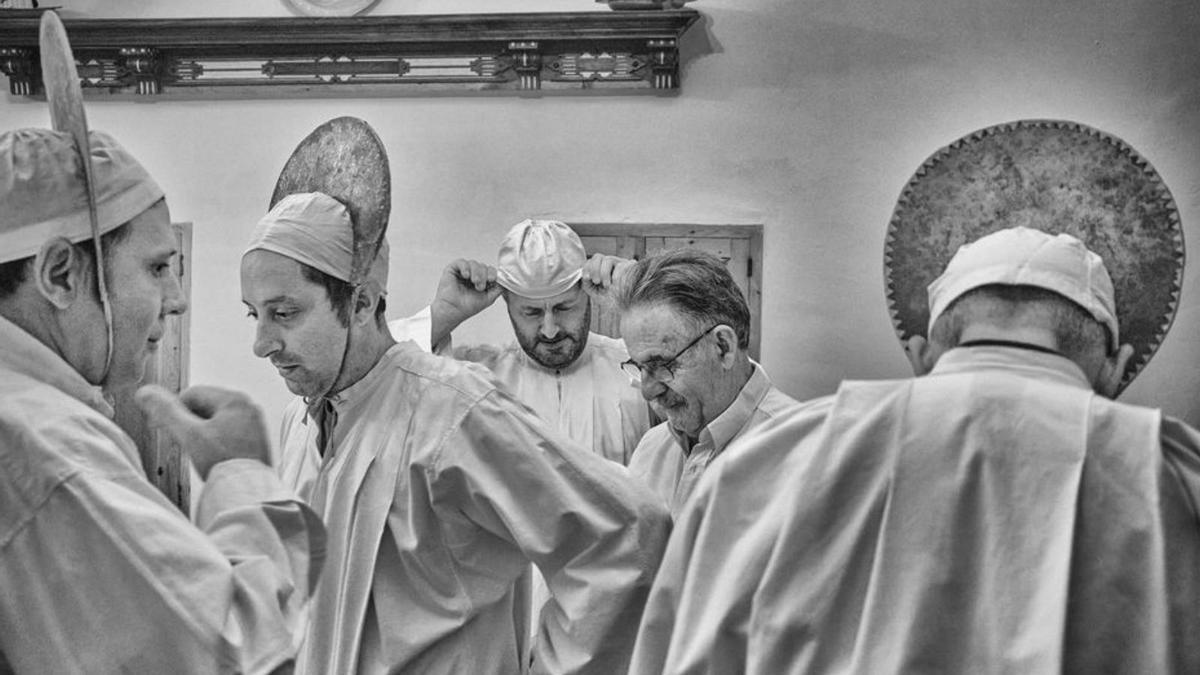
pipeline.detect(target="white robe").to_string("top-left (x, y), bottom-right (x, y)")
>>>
top-left (447, 333), bottom-right (650, 466)
top-left (0, 315), bottom-right (323, 674)
top-left (636, 346), bottom-right (1200, 674)
top-left (278, 341), bottom-right (670, 674)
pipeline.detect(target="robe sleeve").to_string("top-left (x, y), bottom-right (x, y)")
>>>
top-left (625, 478), bottom-right (707, 675)
top-left (0, 454), bottom-right (324, 675)
top-left (430, 388), bottom-right (671, 675)
top-left (390, 304), bottom-right (503, 362)
top-left (387, 306), bottom-right (434, 353)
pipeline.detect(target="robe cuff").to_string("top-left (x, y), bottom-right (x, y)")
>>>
top-left (195, 458), bottom-right (295, 529)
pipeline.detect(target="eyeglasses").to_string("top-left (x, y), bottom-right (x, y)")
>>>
top-left (621, 324), bottom-right (718, 383)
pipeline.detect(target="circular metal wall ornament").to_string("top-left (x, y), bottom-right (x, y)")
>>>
top-left (884, 119), bottom-right (1184, 392)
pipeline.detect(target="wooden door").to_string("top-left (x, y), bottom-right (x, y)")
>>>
top-left (111, 222), bottom-right (192, 513)
top-left (571, 223), bottom-right (763, 360)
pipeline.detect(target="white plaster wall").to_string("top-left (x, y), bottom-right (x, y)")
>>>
top-left (3, 0), bottom-right (1199, 432)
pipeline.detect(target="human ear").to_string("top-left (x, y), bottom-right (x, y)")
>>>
top-left (33, 238), bottom-right (88, 310)
top-left (1095, 343), bottom-right (1134, 398)
top-left (713, 325), bottom-right (738, 366)
top-left (350, 284), bottom-right (380, 325)
top-left (904, 335), bottom-right (936, 376)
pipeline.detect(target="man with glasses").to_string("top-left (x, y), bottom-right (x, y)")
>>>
top-left (616, 249), bottom-right (804, 516)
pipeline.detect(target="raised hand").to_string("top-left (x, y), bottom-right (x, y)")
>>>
top-left (136, 384), bottom-right (271, 480)
top-left (582, 253), bottom-right (634, 300)
top-left (430, 259), bottom-right (503, 347)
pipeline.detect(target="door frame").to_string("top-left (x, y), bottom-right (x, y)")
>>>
top-left (111, 222), bottom-right (192, 513)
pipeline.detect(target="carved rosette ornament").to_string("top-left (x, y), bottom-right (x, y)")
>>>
top-left (884, 119), bottom-right (1184, 392)
top-left (119, 47), bottom-right (161, 95)
top-left (507, 41), bottom-right (542, 91)
top-left (0, 47), bottom-right (35, 95)
top-left (647, 38), bottom-right (678, 89)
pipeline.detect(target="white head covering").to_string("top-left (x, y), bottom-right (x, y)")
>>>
top-left (495, 219), bottom-right (586, 299)
top-left (927, 226), bottom-right (1119, 350)
top-left (244, 191), bottom-right (389, 291)
top-left (0, 127), bottom-right (164, 264)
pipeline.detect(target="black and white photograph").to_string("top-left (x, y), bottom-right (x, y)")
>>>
top-left (1, 0), bottom-right (1198, 672)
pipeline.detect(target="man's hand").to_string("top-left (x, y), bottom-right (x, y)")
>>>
top-left (430, 259), bottom-right (502, 347)
top-left (136, 385), bottom-right (271, 480)
top-left (582, 253), bottom-right (634, 300)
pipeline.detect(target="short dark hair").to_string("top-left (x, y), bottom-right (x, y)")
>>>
top-left (930, 284), bottom-right (1111, 361)
top-left (0, 223), bottom-right (132, 300)
top-left (616, 248), bottom-right (751, 349)
top-left (298, 262), bottom-right (387, 328)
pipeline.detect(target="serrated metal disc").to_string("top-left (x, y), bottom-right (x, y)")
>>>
top-left (884, 119), bottom-right (1184, 392)
top-left (272, 116), bottom-right (391, 286)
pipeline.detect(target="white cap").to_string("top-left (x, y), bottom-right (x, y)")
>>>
top-left (0, 128), bottom-right (164, 264)
top-left (245, 191), bottom-right (388, 291)
top-left (927, 226), bottom-right (1119, 350)
top-left (495, 219), bottom-right (586, 299)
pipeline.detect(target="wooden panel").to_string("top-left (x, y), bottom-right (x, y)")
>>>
top-left (662, 236), bottom-right (733, 259)
top-left (573, 224), bottom-right (763, 361)
top-left (580, 235), bottom-right (620, 256)
top-left (111, 222), bottom-right (192, 513)
top-left (727, 237), bottom-right (751, 305)
top-left (573, 223), bottom-right (757, 239)
top-left (661, 236), bottom-right (752, 301)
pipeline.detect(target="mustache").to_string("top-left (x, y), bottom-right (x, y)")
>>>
top-left (537, 334), bottom-right (574, 345)
top-left (270, 354), bottom-right (303, 368)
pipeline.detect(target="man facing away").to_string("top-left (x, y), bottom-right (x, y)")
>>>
top-left (633, 226), bottom-right (1200, 674)
top-left (410, 219), bottom-right (651, 466)
top-left (615, 248), bottom-right (806, 517)
top-left (242, 193), bottom-right (670, 674)
top-left (0, 128), bottom-right (324, 674)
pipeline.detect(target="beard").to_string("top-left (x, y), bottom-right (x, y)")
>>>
top-left (521, 330), bottom-right (590, 369)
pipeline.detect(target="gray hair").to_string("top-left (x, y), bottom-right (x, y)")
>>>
top-left (616, 248), bottom-right (751, 349)
top-left (930, 284), bottom-right (1112, 361)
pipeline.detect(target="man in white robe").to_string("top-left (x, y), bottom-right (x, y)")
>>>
top-left (408, 219), bottom-right (650, 465)
top-left (0, 128), bottom-right (324, 674)
top-left (615, 248), bottom-right (805, 517)
top-left (242, 194), bottom-right (670, 674)
top-left (631, 227), bottom-right (1200, 674)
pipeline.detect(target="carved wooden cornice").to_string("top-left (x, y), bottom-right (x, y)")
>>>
top-left (0, 10), bottom-right (700, 98)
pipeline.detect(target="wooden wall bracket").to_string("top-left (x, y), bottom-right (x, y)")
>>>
top-left (0, 10), bottom-right (700, 98)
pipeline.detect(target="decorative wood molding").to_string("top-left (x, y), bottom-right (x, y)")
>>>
top-left (0, 10), bottom-right (701, 98)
